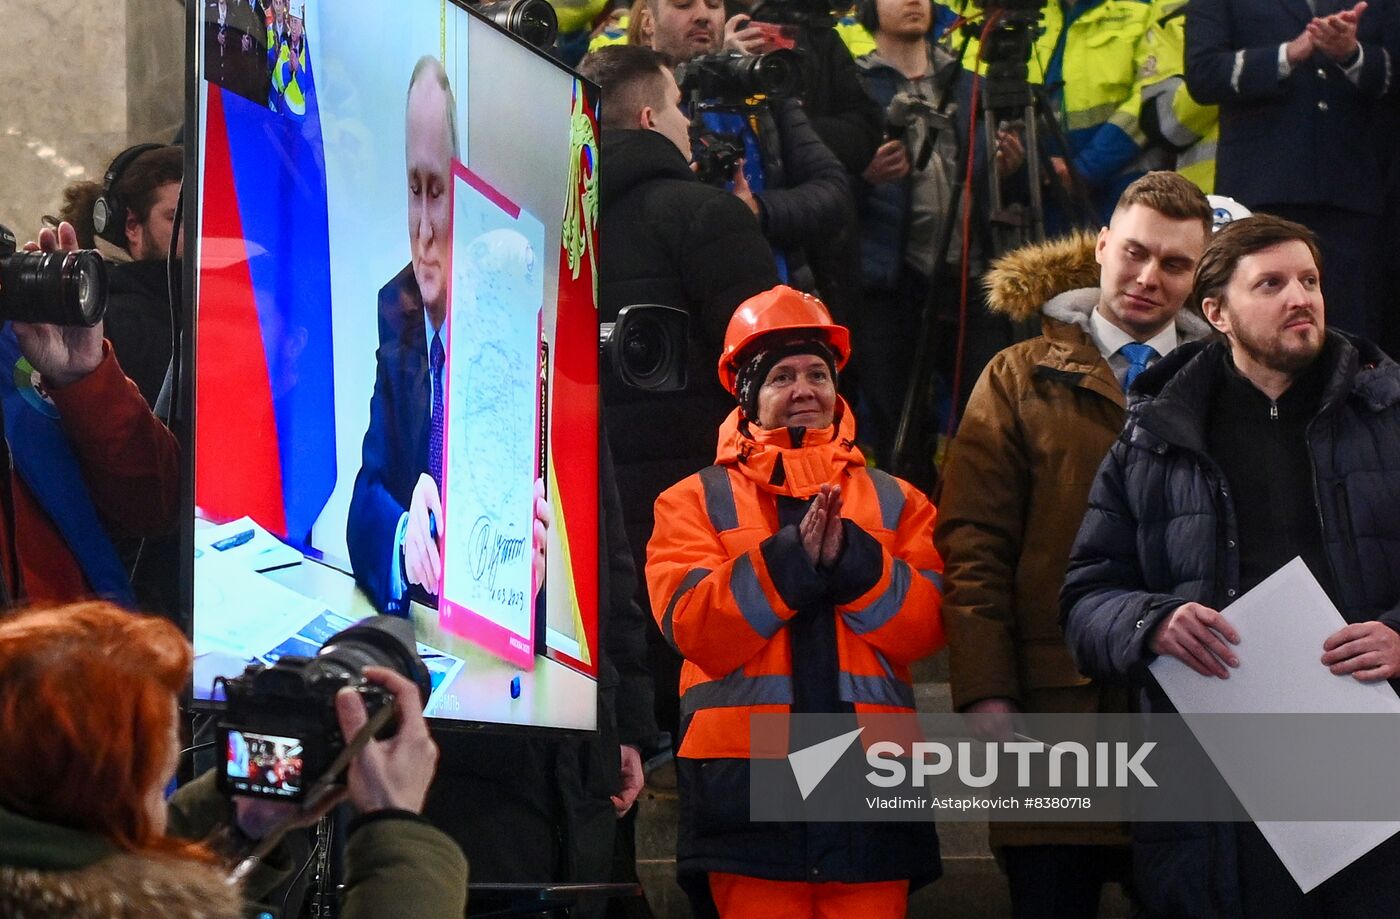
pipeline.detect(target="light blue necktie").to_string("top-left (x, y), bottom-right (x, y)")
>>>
top-left (1120, 342), bottom-right (1158, 392)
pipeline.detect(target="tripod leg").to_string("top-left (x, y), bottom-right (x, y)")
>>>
top-left (1024, 103), bottom-right (1046, 242)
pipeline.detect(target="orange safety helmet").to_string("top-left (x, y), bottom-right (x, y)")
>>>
top-left (717, 285), bottom-right (851, 394)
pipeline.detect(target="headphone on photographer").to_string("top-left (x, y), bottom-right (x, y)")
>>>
top-left (91, 143), bottom-right (167, 249)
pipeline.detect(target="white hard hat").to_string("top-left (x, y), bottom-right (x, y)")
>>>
top-left (1206, 195), bottom-right (1251, 232)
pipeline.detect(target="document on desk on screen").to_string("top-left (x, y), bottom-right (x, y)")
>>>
top-left (435, 162), bottom-right (545, 670)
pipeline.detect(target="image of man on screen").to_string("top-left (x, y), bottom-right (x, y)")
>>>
top-left (347, 55), bottom-right (548, 616)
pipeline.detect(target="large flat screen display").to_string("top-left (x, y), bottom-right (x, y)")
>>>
top-left (188, 0), bottom-right (600, 731)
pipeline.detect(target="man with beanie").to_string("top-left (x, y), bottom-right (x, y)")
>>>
top-left (646, 285), bottom-right (945, 919)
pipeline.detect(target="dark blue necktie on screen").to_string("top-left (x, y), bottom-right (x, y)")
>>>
top-left (1120, 342), bottom-right (1157, 392)
top-left (429, 333), bottom-right (445, 486)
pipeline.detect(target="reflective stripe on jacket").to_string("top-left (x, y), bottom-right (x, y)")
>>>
top-left (646, 400), bottom-right (946, 761)
top-left (1139, 0), bottom-right (1218, 193)
top-left (941, 0), bottom-right (1157, 192)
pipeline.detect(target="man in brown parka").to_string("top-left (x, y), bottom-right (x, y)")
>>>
top-left (934, 172), bottom-right (1214, 919)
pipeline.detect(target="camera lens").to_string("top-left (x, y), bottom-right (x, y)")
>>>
top-left (750, 50), bottom-right (801, 97)
top-left (622, 321), bottom-right (667, 381)
top-left (0, 250), bottom-right (108, 327)
top-left (311, 616), bottom-right (432, 713)
top-left (475, 0), bottom-right (558, 48)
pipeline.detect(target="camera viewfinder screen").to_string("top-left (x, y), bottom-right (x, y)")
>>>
top-left (188, 0), bottom-right (600, 731)
top-left (225, 729), bottom-right (305, 798)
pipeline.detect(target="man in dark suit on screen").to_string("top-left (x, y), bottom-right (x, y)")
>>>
top-left (347, 54), bottom-right (547, 615)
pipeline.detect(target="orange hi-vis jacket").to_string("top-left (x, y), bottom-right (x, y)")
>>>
top-left (646, 401), bottom-right (947, 761)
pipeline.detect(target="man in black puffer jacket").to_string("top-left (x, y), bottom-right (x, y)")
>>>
top-left (1061, 214), bottom-right (1400, 917)
top-left (584, 43), bottom-right (779, 576)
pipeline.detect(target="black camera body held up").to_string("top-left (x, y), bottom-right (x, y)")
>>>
top-left (216, 616), bottom-right (430, 802)
top-left (0, 224), bottom-right (108, 327)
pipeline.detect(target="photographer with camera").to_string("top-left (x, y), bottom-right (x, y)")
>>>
top-left (0, 220), bottom-right (179, 608)
top-left (0, 601), bottom-right (468, 918)
top-left (581, 43), bottom-right (778, 564)
top-left (641, 0), bottom-right (851, 307)
top-left (722, 0), bottom-right (883, 175)
top-left (580, 44), bottom-right (779, 769)
top-left (851, 0), bottom-right (1023, 465)
top-left (58, 143), bottom-right (183, 408)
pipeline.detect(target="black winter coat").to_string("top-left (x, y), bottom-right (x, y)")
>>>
top-left (104, 259), bottom-right (175, 408)
top-left (1060, 332), bottom-right (1400, 918)
top-left (597, 128), bottom-right (779, 575)
top-left (748, 98), bottom-right (852, 253)
top-left (795, 25), bottom-right (883, 176)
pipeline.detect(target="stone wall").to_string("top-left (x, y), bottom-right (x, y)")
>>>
top-left (0, 0), bottom-right (184, 237)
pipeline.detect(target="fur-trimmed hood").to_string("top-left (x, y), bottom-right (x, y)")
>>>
top-left (0, 799), bottom-right (243, 919)
top-left (0, 853), bottom-right (243, 919)
top-left (984, 231), bottom-right (1101, 321)
top-left (983, 230), bottom-right (1214, 341)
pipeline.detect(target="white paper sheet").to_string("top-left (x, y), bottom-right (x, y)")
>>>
top-left (1149, 557), bottom-right (1400, 892)
top-left (436, 166), bottom-right (546, 665)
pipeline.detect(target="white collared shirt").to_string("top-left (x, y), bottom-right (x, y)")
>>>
top-left (1089, 305), bottom-right (1179, 389)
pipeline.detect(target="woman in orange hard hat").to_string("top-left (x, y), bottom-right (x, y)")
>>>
top-left (645, 285), bottom-right (947, 918)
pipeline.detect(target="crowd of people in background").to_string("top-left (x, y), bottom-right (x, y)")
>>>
top-left (3, 0), bottom-right (1400, 915)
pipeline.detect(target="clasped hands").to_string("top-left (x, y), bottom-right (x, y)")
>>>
top-left (799, 483), bottom-right (845, 569)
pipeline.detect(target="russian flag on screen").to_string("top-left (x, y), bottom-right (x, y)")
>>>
top-left (196, 60), bottom-right (335, 544)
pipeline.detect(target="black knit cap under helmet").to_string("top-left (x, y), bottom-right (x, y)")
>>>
top-left (733, 332), bottom-right (838, 423)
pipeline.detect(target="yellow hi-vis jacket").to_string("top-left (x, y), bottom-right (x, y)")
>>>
top-left (941, 0), bottom-right (1160, 194)
top-left (1138, 0), bottom-right (1219, 193)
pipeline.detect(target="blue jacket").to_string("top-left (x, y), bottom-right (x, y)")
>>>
top-left (1184, 0), bottom-right (1397, 215)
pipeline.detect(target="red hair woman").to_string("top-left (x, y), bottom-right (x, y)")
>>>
top-left (0, 601), bottom-right (467, 918)
top-left (0, 603), bottom-right (238, 916)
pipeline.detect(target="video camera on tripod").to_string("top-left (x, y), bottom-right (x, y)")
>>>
top-left (961, 0), bottom-right (1045, 114)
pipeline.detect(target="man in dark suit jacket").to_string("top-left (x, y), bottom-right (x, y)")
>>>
top-left (347, 264), bottom-right (436, 614)
top-left (347, 56), bottom-right (546, 615)
top-left (346, 51), bottom-right (458, 615)
top-left (1185, 0), bottom-right (1396, 340)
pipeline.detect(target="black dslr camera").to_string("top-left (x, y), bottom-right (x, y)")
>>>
top-left (691, 130), bottom-right (745, 186)
top-left (675, 50), bottom-right (803, 105)
top-left (216, 616), bottom-right (431, 801)
top-left (0, 224), bottom-right (108, 327)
